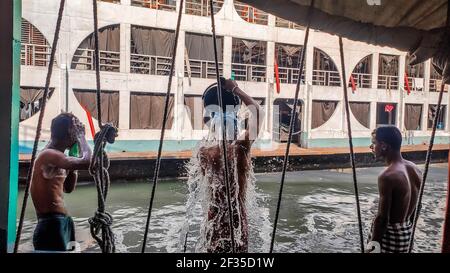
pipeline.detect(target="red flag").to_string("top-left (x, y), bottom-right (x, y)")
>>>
top-left (384, 104), bottom-right (394, 113)
top-left (404, 71), bottom-right (411, 95)
top-left (274, 57), bottom-right (281, 94)
top-left (350, 74), bottom-right (357, 93)
top-left (81, 105), bottom-right (96, 139)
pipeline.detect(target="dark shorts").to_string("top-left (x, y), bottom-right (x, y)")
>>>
top-left (33, 213), bottom-right (75, 251)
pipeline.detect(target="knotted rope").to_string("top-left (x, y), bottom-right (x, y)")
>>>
top-left (88, 124), bottom-right (118, 253)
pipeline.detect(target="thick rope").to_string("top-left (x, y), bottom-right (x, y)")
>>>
top-left (14, 0), bottom-right (66, 253)
top-left (408, 0), bottom-right (450, 253)
top-left (141, 0), bottom-right (185, 253)
top-left (88, 124), bottom-right (117, 253)
top-left (270, 0), bottom-right (315, 253)
top-left (92, 0), bottom-right (102, 128)
top-left (338, 37), bottom-right (365, 253)
top-left (408, 80), bottom-right (446, 252)
top-left (209, 0), bottom-right (236, 253)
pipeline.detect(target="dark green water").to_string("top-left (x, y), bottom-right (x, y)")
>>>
top-left (17, 165), bottom-right (448, 253)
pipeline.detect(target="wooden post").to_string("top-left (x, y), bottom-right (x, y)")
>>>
top-left (0, 0), bottom-right (21, 253)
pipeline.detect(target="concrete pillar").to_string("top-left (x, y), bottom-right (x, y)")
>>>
top-left (0, 0), bottom-right (20, 253)
top-left (304, 37), bottom-right (314, 85)
top-left (398, 54), bottom-right (406, 131)
top-left (371, 53), bottom-right (379, 89)
top-left (120, 23), bottom-right (131, 73)
top-left (265, 41), bottom-right (275, 135)
top-left (173, 30), bottom-right (186, 139)
top-left (370, 101), bottom-right (377, 129)
top-left (223, 36), bottom-right (232, 78)
top-left (267, 13), bottom-right (275, 28)
top-left (422, 60), bottom-right (431, 132)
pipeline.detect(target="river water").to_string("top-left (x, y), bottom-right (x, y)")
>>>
top-left (17, 164), bottom-right (448, 253)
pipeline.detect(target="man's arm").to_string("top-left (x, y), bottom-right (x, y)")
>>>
top-left (224, 80), bottom-right (264, 147)
top-left (46, 122), bottom-right (92, 171)
top-left (370, 174), bottom-right (393, 243)
top-left (63, 171), bottom-right (78, 193)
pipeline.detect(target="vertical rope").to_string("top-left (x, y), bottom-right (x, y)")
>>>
top-left (338, 37), bottom-right (365, 253)
top-left (141, 0), bottom-right (185, 253)
top-left (270, 0), bottom-right (315, 253)
top-left (408, 80), bottom-right (446, 252)
top-left (92, 0), bottom-right (102, 127)
top-left (409, 0), bottom-right (450, 253)
top-left (209, 0), bottom-right (236, 253)
top-left (14, 0), bottom-right (66, 253)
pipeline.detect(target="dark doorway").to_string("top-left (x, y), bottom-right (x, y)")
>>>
top-left (273, 98), bottom-right (302, 146)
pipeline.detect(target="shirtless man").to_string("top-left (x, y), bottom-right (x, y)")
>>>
top-left (30, 113), bottom-right (92, 251)
top-left (367, 125), bottom-right (422, 253)
top-left (198, 79), bottom-right (263, 253)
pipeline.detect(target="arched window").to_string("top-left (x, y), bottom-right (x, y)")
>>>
top-left (71, 25), bottom-right (120, 72)
top-left (429, 64), bottom-right (448, 92)
top-left (21, 19), bottom-right (51, 66)
top-left (311, 100), bottom-right (338, 129)
top-left (377, 54), bottom-right (399, 90)
top-left (349, 55), bottom-right (372, 89)
top-left (19, 87), bottom-right (54, 122)
top-left (312, 48), bottom-right (341, 86)
top-left (275, 43), bottom-right (304, 84)
top-left (273, 99), bottom-right (302, 144)
top-left (405, 55), bottom-right (425, 92)
top-left (232, 38), bottom-right (267, 82)
top-left (185, 32), bottom-right (223, 79)
top-left (130, 26), bottom-right (174, 75)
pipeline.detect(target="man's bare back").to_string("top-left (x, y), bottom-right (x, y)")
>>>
top-left (378, 159), bottom-right (421, 223)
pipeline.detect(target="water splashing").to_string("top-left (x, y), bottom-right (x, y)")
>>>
top-left (179, 139), bottom-right (271, 253)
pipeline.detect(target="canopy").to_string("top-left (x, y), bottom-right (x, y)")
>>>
top-left (239, 0), bottom-right (450, 82)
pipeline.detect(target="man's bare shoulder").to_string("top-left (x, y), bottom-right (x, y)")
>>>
top-left (37, 148), bottom-right (65, 162)
top-left (403, 159), bottom-right (422, 174)
top-left (379, 167), bottom-right (403, 184)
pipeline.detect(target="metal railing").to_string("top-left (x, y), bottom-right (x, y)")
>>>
top-left (131, 53), bottom-right (172, 75)
top-left (131, 0), bottom-right (176, 11)
top-left (232, 63), bottom-right (267, 82)
top-left (275, 17), bottom-right (304, 30)
top-left (72, 48), bottom-right (120, 72)
top-left (185, 59), bottom-right (223, 79)
top-left (98, 0), bottom-right (120, 3)
top-left (234, 2), bottom-right (268, 25)
top-left (21, 43), bottom-right (51, 66)
top-left (350, 73), bottom-right (372, 89)
top-left (277, 67), bottom-right (305, 84)
top-left (429, 78), bottom-right (449, 92)
top-left (377, 75), bottom-right (399, 90)
top-left (312, 70), bottom-right (341, 86)
top-left (185, 0), bottom-right (224, 17)
top-left (405, 77), bottom-right (424, 92)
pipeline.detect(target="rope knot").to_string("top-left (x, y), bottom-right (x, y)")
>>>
top-left (89, 210), bottom-right (113, 228)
